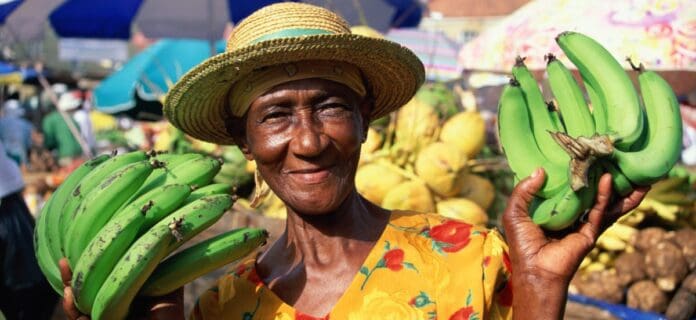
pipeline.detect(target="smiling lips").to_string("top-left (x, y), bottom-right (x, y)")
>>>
top-left (286, 166), bottom-right (333, 184)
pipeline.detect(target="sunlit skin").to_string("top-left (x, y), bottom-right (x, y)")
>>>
top-left (58, 77), bottom-right (650, 320)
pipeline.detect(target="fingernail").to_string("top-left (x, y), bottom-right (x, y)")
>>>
top-left (532, 168), bottom-right (542, 178)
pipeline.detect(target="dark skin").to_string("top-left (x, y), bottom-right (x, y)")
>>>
top-left (60, 78), bottom-right (648, 319)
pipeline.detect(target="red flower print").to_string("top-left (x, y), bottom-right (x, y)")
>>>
top-left (449, 306), bottom-right (475, 320)
top-left (383, 248), bottom-right (405, 271)
top-left (482, 256), bottom-right (491, 267)
top-left (296, 311), bottom-right (329, 320)
top-left (430, 220), bottom-right (472, 252)
top-left (502, 251), bottom-right (512, 273)
top-left (247, 268), bottom-right (264, 287)
top-left (235, 264), bottom-right (247, 276)
top-left (497, 279), bottom-right (513, 307)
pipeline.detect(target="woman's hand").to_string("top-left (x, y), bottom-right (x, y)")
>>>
top-left (502, 168), bottom-right (649, 319)
top-left (59, 258), bottom-right (185, 320)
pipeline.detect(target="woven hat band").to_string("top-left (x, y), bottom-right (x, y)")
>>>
top-left (251, 28), bottom-right (334, 45)
top-left (229, 60), bottom-right (366, 117)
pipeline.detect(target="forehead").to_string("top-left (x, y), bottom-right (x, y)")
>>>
top-left (254, 78), bottom-right (362, 102)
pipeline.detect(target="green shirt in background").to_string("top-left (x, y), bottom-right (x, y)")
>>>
top-left (41, 111), bottom-right (82, 160)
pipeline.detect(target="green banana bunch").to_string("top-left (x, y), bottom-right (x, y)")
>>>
top-left (556, 31), bottom-right (643, 150)
top-left (545, 54), bottom-right (595, 138)
top-left (186, 183), bottom-right (233, 202)
top-left (70, 184), bottom-right (192, 314)
top-left (34, 154), bottom-right (111, 295)
top-left (65, 159), bottom-right (159, 267)
top-left (58, 150), bottom-right (150, 255)
top-left (91, 194), bottom-right (235, 320)
top-left (140, 227), bottom-right (268, 296)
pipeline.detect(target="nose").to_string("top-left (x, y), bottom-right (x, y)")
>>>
top-left (289, 113), bottom-right (328, 158)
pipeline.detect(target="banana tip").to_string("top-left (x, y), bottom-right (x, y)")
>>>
top-left (514, 56), bottom-right (527, 67)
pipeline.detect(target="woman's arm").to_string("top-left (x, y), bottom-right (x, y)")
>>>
top-left (502, 169), bottom-right (648, 320)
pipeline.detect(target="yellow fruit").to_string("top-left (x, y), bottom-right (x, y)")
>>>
top-left (245, 160), bottom-right (257, 174)
top-left (395, 98), bottom-right (440, 153)
top-left (457, 173), bottom-right (496, 210)
top-left (381, 180), bottom-right (435, 213)
top-left (415, 142), bottom-right (467, 197)
top-left (439, 111), bottom-right (486, 158)
top-left (355, 162), bottom-right (405, 205)
top-left (435, 198), bottom-right (488, 226)
top-left (363, 128), bottom-right (383, 153)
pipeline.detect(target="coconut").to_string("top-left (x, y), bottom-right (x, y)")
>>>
top-left (457, 173), bottom-right (496, 210)
top-left (381, 180), bottom-right (435, 213)
top-left (439, 111), bottom-right (486, 159)
top-left (436, 198), bottom-right (488, 226)
top-left (414, 83), bottom-right (459, 119)
top-left (355, 162), bottom-right (405, 205)
top-left (394, 98), bottom-right (440, 153)
top-left (415, 142), bottom-right (468, 197)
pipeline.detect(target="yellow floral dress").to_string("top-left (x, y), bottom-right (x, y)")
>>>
top-left (191, 211), bottom-right (513, 320)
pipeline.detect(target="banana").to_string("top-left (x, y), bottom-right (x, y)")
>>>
top-left (140, 228), bottom-right (268, 296)
top-left (547, 101), bottom-right (566, 132)
top-left (512, 57), bottom-right (570, 166)
top-left (128, 153), bottom-right (205, 201)
top-left (65, 159), bottom-right (159, 267)
top-left (546, 54), bottom-right (595, 138)
top-left (610, 68), bottom-right (683, 186)
top-left (70, 184), bottom-right (191, 314)
top-left (530, 168), bottom-right (599, 230)
top-left (91, 194), bottom-right (235, 320)
top-left (497, 80), bottom-right (567, 198)
top-left (128, 155), bottom-right (221, 203)
top-left (599, 160), bottom-right (634, 197)
top-left (186, 183), bottom-right (232, 202)
top-left (58, 150), bottom-right (149, 254)
top-left (35, 154), bottom-right (111, 295)
top-left (603, 222), bottom-right (638, 242)
top-left (596, 233), bottom-right (627, 251)
top-left (556, 31), bottom-right (643, 150)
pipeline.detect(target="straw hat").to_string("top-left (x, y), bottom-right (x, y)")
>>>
top-left (163, 2), bottom-right (425, 145)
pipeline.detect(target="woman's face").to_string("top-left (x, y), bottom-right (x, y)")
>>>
top-left (238, 78), bottom-right (370, 215)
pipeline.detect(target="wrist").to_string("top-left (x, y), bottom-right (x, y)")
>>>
top-left (511, 271), bottom-right (570, 320)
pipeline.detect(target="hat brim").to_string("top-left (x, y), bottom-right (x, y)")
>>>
top-left (164, 34), bottom-right (425, 145)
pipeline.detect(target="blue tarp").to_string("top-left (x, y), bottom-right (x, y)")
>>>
top-left (0, 0), bottom-right (22, 25)
top-left (49, 0), bottom-right (143, 39)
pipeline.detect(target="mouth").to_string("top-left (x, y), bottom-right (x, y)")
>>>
top-left (286, 166), bottom-right (333, 184)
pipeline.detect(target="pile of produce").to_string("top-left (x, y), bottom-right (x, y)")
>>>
top-left (497, 31), bottom-right (683, 230)
top-left (247, 81), bottom-right (499, 226)
top-left (570, 168), bottom-right (696, 319)
top-left (33, 150), bottom-right (268, 320)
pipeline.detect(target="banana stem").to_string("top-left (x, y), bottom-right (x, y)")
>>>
top-left (550, 132), bottom-right (614, 190)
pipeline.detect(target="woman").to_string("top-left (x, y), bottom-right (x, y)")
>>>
top-left (61, 3), bottom-right (648, 319)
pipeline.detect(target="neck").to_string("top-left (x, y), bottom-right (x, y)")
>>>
top-left (280, 190), bottom-right (388, 264)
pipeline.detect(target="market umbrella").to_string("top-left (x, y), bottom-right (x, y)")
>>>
top-left (386, 28), bottom-right (462, 81)
top-left (303, 0), bottom-right (422, 32)
top-left (457, 0), bottom-right (696, 94)
top-left (92, 39), bottom-right (224, 119)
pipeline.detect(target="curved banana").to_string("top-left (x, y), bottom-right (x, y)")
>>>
top-left (35, 154), bottom-right (111, 295)
top-left (58, 150), bottom-right (149, 254)
top-left (140, 228), bottom-right (268, 296)
top-left (91, 194), bottom-right (235, 320)
top-left (65, 159), bottom-right (158, 267)
top-left (547, 101), bottom-right (566, 132)
top-left (71, 184), bottom-right (191, 314)
top-left (129, 152), bottom-right (205, 200)
top-left (497, 80), bottom-right (567, 198)
top-left (599, 160), bottom-right (634, 196)
top-left (512, 57), bottom-right (570, 166)
top-left (129, 155), bottom-right (221, 203)
top-left (186, 183), bottom-right (233, 202)
top-left (546, 54), bottom-right (595, 138)
top-left (556, 31), bottom-right (643, 150)
top-left (611, 69), bottom-right (683, 186)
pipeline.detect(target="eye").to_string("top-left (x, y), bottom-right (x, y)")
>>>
top-left (317, 102), bottom-right (353, 116)
top-left (259, 107), bottom-right (291, 123)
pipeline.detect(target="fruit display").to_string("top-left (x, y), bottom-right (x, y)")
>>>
top-left (571, 169), bottom-right (696, 319)
top-left (33, 150), bottom-right (268, 319)
top-left (497, 31), bottom-right (683, 230)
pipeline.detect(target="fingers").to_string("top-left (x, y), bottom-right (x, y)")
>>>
top-left (504, 168), bottom-right (545, 223)
top-left (614, 186), bottom-right (650, 214)
top-left (60, 258), bottom-right (90, 319)
top-left (577, 173), bottom-right (613, 240)
top-left (59, 257), bottom-right (72, 287)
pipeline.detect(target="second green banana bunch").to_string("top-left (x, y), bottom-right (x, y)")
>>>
top-left (34, 150), bottom-right (269, 320)
top-left (498, 31), bottom-right (683, 230)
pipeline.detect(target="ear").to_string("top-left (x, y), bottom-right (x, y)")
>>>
top-left (225, 115), bottom-right (254, 161)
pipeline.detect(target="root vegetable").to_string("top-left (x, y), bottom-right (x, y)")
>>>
top-left (665, 271), bottom-right (696, 320)
top-left (667, 228), bottom-right (696, 271)
top-left (645, 241), bottom-right (688, 292)
top-left (631, 227), bottom-right (668, 252)
top-left (573, 270), bottom-right (624, 304)
top-left (626, 280), bottom-right (669, 313)
top-left (613, 251), bottom-right (646, 286)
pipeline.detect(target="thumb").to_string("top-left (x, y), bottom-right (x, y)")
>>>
top-left (505, 168), bottom-right (546, 222)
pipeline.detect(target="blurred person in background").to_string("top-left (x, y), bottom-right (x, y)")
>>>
top-left (41, 90), bottom-right (84, 167)
top-left (0, 140), bottom-right (59, 319)
top-left (0, 99), bottom-right (34, 170)
top-left (73, 90), bottom-right (96, 153)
